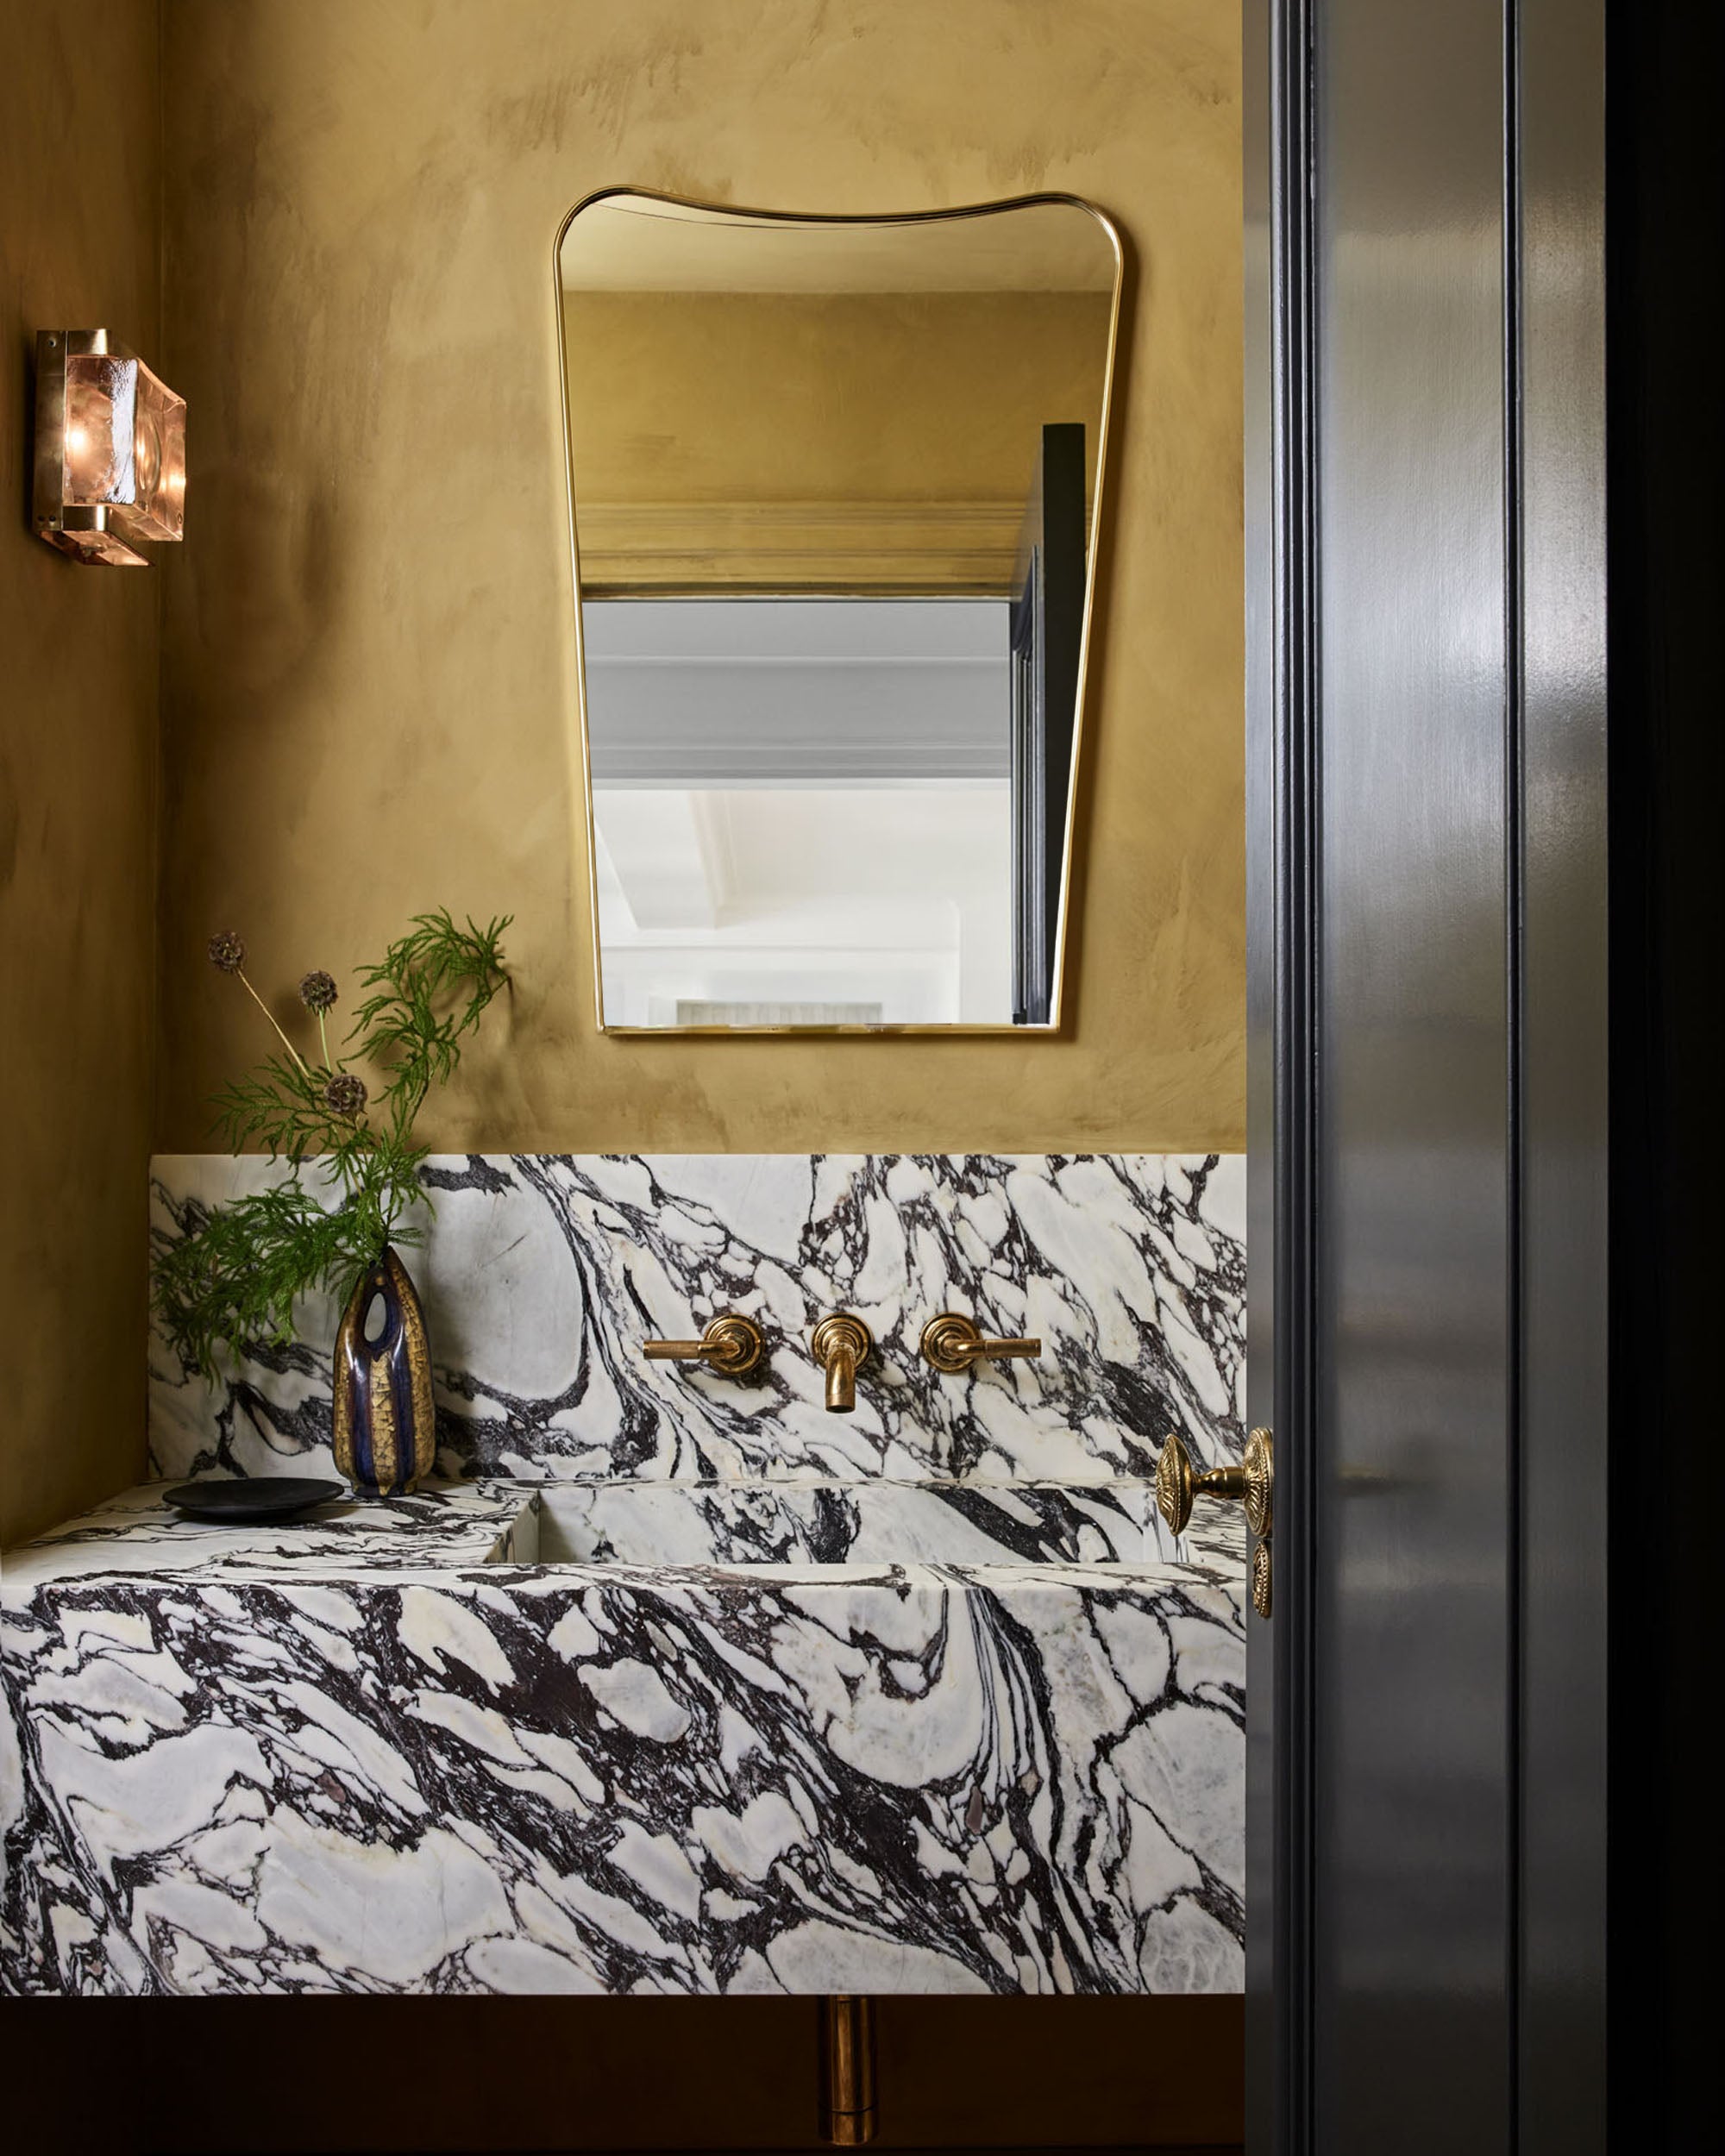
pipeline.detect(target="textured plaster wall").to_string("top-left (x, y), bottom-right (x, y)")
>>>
top-left (563, 290), bottom-right (1113, 509)
top-left (157, 0), bottom-right (1243, 1155)
top-left (0, 1), bottom-right (162, 1542)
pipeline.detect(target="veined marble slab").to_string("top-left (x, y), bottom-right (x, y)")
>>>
top-left (0, 1482), bottom-right (538, 1592)
top-left (535, 1475), bottom-right (1248, 1572)
top-left (14, 1152), bottom-right (1251, 1999)
top-left (1, 1518), bottom-right (1245, 1997)
top-left (148, 1154), bottom-right (1246, 1489)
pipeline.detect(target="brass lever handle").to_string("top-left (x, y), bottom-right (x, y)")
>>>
top-left (1154, 1426), bottom-right (1274, 1538)
top-left (919, 1313), bottom-right (1041, 1374)
top-left (811, 1313), bottom-right (871, 1415)
top-left (642, 1313), bottom-right (765, 1378)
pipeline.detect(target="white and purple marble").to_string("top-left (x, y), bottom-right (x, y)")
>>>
top-left (2, 1152), bottom-right (1251, 2000)
top-left (0, 1481), bottom-right (538, 1590)
top-left (1, 1486), bottom-right (1245, 1998)
top-left (532, 1474), bottom-right (1248, 1573)
top-left (148, 1155), bottom-right (1246, 1489)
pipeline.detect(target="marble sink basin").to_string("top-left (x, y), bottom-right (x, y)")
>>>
top-left (530, 1475), bottom-right (1205, 1570)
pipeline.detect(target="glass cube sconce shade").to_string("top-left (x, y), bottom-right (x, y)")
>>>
top-left (33, 330), bottom-right (185, 566)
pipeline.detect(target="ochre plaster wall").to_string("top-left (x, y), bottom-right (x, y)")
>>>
top-left (0, 1), bottom-right (162, 1541)
top-left (158, 0), bottom-right (1243, 1155)
top-left (563, 290), bottom-right (1113, 508)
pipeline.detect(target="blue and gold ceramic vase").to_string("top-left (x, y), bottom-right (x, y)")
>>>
top-left (332, 1245), bottom-right (436, 1498)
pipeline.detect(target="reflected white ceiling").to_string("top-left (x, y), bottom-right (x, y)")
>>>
top-left (583, 598), bottom-right (1012, 786)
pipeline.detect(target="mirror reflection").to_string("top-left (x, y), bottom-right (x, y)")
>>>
top-left (557, 192), bottom-right (1121, 1031)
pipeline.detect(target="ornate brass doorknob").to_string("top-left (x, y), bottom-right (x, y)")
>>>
top-left (1155, 1426), bottom-right (1274, 1538)
top-left (642, 1313), bottom-right (765, 1377)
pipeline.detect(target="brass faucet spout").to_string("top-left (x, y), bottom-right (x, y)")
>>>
top-left (825, 1344), bottom-right (857, 1413)
top-left (810, 1314), bottom-right (872, 1416)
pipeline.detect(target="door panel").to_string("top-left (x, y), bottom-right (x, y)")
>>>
top-left (1314, 1), bottom-right (1513, 2144)
top-left (1245, 2), bottom-right (1609, 2150)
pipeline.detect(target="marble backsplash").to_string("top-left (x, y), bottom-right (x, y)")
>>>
top-left (148, 1154), bottom-right (1245, 1487)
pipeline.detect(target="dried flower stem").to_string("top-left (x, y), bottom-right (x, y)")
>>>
top-left (235, 968), bottom-right (313, 1077)
top-left (158, 910), bottom-right (510, 1378)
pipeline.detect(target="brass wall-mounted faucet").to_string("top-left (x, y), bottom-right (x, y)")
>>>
top-left (919, 1312), bottom-right (1041, 1374)
top-left (810, 1313), bottom-right (871, 1414)
top-left (642, 1313), bottom-right (765, 1378)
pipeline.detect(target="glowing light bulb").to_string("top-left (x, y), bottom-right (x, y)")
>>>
top-left (33, 329), bottom-right (186, 561)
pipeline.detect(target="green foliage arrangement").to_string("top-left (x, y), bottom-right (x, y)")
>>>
top-left (153, 910), bottom-right (511, 1377)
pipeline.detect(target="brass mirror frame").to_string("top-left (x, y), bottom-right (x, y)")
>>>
top-left (552, 186), bottom-right (1126, 1037)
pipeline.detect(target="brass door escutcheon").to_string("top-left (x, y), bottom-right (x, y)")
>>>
top-left (1244, 1426), bottom-right (1274, 1539)
top-left (1155, 1426), bottom-right (1275, 1539)
top-left (1251, 1538), bottom-right (1274, 1620)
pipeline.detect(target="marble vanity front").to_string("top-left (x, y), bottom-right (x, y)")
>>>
top-left (2, 1154), bottom-right (1247, 2000)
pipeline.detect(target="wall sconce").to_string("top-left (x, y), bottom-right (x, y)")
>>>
top-left (32, 329), bottom-right (185, 566)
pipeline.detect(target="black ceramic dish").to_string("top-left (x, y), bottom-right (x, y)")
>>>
top-left (161, 1478), bottom-right (346, 1524)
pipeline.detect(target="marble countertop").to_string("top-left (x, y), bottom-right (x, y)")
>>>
top-left (3, 1474), bottom-right (1246, 1595)
top-left (0, 1479), bottom-right (537, 1592)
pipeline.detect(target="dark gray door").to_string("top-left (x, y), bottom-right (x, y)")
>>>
top-left (1244, 3), bottom-right (1608, 2151)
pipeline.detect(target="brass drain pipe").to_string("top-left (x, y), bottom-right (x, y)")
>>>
top-left (817, 1994), bottom-right (877, 2145)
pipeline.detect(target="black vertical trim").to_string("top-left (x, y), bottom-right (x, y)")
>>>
top-left (1605, 3), bottom-right (1722, 2148)
top-left (1500, 2), bottom-right (1526, 2144)
top-left (1267, 3), bottom-right (1319, 2152)
top-left (1242, 0), bottom-right (1278, 2135)
top-left (1009, 423), bottom-right (1087, 1027)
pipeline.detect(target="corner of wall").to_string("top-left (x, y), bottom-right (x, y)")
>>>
top-left (0, 2), bottom-right (166, 1542)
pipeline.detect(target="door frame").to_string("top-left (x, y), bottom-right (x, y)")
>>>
top-left (1242, 3), bottom-right (1609, 2148)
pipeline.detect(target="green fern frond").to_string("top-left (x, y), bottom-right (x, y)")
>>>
top-left (151, 907), bottom-right (511, 1376)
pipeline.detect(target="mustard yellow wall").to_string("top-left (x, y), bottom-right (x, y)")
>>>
top-left (0, 1), bottom-right (162, 1543)
top-left (157, 0), bottom-right (1243, 1156)
top-left (564, 290), bottom-right (1112, 509)
top-left (564, 288), bottom-right (1111, 590)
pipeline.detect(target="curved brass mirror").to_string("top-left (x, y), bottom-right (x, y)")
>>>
top-left (555, 190), bottom-right (1123, 1033)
